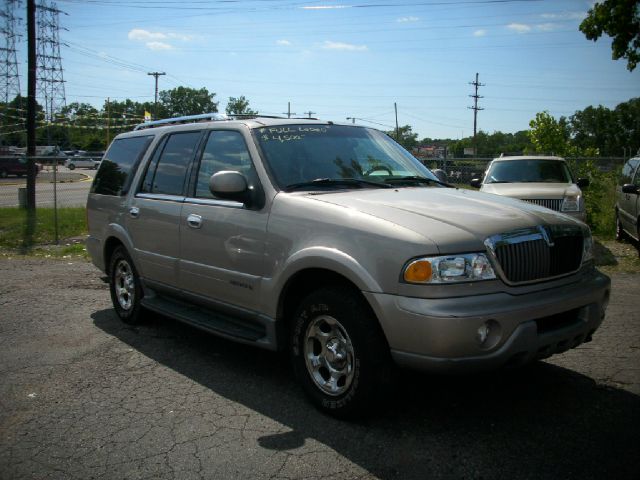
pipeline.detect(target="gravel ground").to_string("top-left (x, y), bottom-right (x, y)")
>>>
top-left (0, 258), bottom-right (638, 480)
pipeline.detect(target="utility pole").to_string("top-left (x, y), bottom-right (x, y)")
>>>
top-left (394, 102), bottom-right (399, 141)
top-left (106, 97), bottom-right (110, 147)
top-left (282, 102), bottom-right (296, 119)
top-left (304, 110), bottom-right (316, 119)
top-left (26, 0), bottom-right (36, 212)
top-left (147, 71), bottom-right (165, 120)
top-left (468, 72), bottom-right (484, 157)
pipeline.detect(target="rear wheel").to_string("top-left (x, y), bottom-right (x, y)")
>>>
top-left (0, 170), bottom-right (7, 178)
top-left (290, 287), bottom-right (392, 419)
top-left (68, 163), bottom-right (75, 170)
top-left (109, 246), bottom-right (144, 324)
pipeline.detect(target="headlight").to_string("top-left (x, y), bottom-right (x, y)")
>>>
top-left (561, 194), bottom-right (581, 212)
top-left (403, 253), bottom-right (496, 284)
top-left (582, 229), bottom-right (594, 264)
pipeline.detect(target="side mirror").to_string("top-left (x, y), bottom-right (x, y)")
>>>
top-left (469, 178), bottom-right (482, 189)
top-left (210, 171), bottom-right (250, 204)
top-left (622, 183), bottom-right (640, 194)
top-left (576, 178), bottom-right (590, 188)
top-left (431, 168), bottom-right (447, 183)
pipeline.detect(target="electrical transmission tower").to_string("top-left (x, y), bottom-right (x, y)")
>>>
top-left (0, 0), bottom-right (22, 105)
top-left (468, 72), bottom-right (484, 156)
top-left (36, 0), bottom-right (66, 122)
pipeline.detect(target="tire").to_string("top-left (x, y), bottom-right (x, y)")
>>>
top-left (109, 246), bottom-right (145, 324)
top-left (290, 287), bottom-right (392, 419)
top-left (615, 211), bottom-right (627, 242)
top-left (68, 163), bottom-right (75, 170)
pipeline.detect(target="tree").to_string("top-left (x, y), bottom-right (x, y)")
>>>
top-left (528, 111), bottom-right (571, 155)
top-left (579, 0), bottom-right (640, 71)
top-left (159, 86), bottom-right (218, 117)
top-left (387, 125), bottom-right (418, 150)
top-left (225, 96), bottom-right (257, 115)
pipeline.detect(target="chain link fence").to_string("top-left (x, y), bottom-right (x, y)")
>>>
top-left (0, 156), bottom-right (94, 247)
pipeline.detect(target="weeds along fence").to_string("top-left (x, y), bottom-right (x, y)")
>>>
top-left (0, 156), bottom-right (94, 246)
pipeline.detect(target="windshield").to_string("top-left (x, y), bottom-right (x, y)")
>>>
top-left (254, 124), bottom-right (439, 190)
top-left (484, 159), bottom-right (573, 184)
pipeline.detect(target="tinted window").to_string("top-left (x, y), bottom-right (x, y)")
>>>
top-left (142, 132), bottom-right (201, 196)
top-left (194, 131), bottom-right (256, 198)
top-left (92, 136), bottom-right (153, 195)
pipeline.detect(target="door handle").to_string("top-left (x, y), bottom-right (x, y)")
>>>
top-left (129, 207), bottom-right (140, 218)
top-left (187, 213), bottom-right (202, 229)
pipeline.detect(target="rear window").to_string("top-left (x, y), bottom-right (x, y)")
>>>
top-left (92, 135), bottom-right (153, 195)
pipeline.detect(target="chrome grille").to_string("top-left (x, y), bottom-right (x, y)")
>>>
top-left (485, 226), bottom-right (584, 284)
top-left (521, 198), bottom-right (563, 211)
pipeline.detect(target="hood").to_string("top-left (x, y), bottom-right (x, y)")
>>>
top-left (480, 182), bottom-right (581, 199)
top-left (307, 186), bottom-right (583, 254)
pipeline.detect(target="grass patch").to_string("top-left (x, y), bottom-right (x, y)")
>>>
top-left (0, 207), bottom-right (87, 251)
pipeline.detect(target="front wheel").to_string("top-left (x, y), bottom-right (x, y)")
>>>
top-left (0, 170), bottom-right (7, 178)
top-left (68, 163), bottom-right (75, 170)
top-left (291, 287), bottom-right (392, 419)
top-left (109, 246), bottom-right (144, 324)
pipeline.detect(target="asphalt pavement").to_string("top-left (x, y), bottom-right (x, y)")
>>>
top-left (0, 258), bottom-right (638, 480)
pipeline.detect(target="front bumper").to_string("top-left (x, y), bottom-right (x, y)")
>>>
top-left (365, 269), bottom-right (610, 373)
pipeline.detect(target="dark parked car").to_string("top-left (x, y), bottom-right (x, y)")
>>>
top-left (0, 157), bottom-right (42, 178)
top-left (616, 156), bottom-right (640, 242)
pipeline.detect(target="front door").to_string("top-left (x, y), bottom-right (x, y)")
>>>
top-left (179, 129), bottom-right (268, 312)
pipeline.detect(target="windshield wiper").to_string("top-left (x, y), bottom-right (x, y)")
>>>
top-left (285, 178), bottom-right (392, 192)
top-left (384, 176), bottom-right (452, 188)
top-left (487, 180), bottom-right (511, 184)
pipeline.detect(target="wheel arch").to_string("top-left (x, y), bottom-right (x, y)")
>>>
top-left (276, 267), bottom-right (388, 352)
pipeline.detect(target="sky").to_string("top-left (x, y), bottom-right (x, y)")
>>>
top-left (11, 0), bottom-right (640, 140)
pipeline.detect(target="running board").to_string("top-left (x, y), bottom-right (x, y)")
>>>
top-left (141, 295), bottom-right (266, 343)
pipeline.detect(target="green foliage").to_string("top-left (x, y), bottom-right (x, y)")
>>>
top-left (567, 159), bottom-right (618, 236)
top-left (528, 111), bottom-right (571, 155)
top-left (445, 130), bottom-right (533, 157)
top-left (579, 0), bottom-right (640, 71)
top-left (0, 207), bottom-right (87, 249)
top-left (158, 86), bottom-right (218, 118)
top-left (387, 125), bottom-right (419, 150)
top-left (226, 96), bottom-right (257, 115)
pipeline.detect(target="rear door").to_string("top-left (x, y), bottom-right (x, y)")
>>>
top-left (126, 130), bottom-right (204, 288)
top-left (179, 129), bottom-right (268, 311)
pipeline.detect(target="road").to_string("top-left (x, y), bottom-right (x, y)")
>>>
top-left (0, 168), bottom-right (95, 207)
top-left (0, 259), bottom-right (638, 480)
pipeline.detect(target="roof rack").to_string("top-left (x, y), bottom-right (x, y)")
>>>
top-left (134, 112), bottom-right (229, 130)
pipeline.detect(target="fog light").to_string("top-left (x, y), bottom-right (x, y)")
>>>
top-left (477, 322), bottom-right (491, 345)
top-left (475, 319), bottom-right (502, 350)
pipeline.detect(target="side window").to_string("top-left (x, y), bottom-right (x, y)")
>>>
top-left (141, 131), bottom-right (201, 196)
top-left (92, 135), bottom-right (153, 196)
top-left (621, 159), bottom-right (639, 185)
top-left (194, 130), bottom-right (256, 199)
top-left (633, 163), bottom-right (640, 187)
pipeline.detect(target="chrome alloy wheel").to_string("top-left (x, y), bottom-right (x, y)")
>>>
top-left (114, 259), bottom-right (135, 311)
top-left (304, 315), bottom-right (355, 396)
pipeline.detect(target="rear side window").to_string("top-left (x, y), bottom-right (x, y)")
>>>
top-left (140, 131), bottom-right (202, 196)
top-left (92, 135), bottom-right (152, 195)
